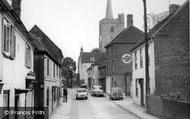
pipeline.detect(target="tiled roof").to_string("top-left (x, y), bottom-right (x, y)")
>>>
top-left (30, 25), bottom-right (63, 63)
top-left (105, 26), bottom-right (144, 48)
top-left (130, 1), bottom-right (189, 52)
top-left (94, 53), bottom-right (106, 66)
top-left (80, 52), bottom-right (105, 64)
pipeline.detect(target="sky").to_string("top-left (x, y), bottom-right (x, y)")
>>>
top-left (21, 0), bottom-right (186, 62)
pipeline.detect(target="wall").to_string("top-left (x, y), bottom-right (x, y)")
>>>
top-left (1, 13), bottom-right (34, 107)
top-left (44, 54), bottom-right (61, 115)
top-left (146, 94), bottom-right (190, 119)
top-left (154, 3), bottom-right (190, 101)
top-left (132, 41), bottom-right (155, 106)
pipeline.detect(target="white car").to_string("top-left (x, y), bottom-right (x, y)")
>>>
top-left (76, 88), bottom-right (88, 100)
top-left (91, 85), bottom-right (104, 97)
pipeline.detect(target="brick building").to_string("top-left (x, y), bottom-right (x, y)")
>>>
top-left (131, 1), bottom-right (190, 118)
top-left (105, 14), bottom-right (144, 95)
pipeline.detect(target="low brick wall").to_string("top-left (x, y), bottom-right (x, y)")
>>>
top-left (162, 98), bottom-right (190, 119)
top-left (146, 95), bottom-right (163, 117)
top-left (146, 94), bottom-right (190, 119)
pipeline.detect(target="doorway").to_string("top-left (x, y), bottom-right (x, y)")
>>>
top-left (3, 90), bottom-right (10, 119)
top-left (138, 78), bottom-right (144, 107)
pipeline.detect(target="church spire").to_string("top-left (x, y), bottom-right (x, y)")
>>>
top-left (105, 0), bottom-right (113, 19)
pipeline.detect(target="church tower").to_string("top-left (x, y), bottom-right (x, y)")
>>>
top-left (99, 0), bottom-right (125, 51)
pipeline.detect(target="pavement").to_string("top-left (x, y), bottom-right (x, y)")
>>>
top-left (50, 89), bottom-right (73, 119)
top-left (104, 94), bottom-right (160, 119)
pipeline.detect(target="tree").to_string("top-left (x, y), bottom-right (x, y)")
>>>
top-left (61, 57), bottom-right (76, 72)
top-left (91, 48), bottom-right (102, 53)
top-left (61, 57), bottom-right (76, 88)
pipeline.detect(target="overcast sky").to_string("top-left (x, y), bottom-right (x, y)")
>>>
top-left (21, 0), bottom-right (186, 62)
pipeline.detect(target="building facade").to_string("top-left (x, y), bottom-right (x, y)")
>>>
top-left (30, 25), bottom-right (63, 117)
top-left (105, 15), bottom-right (144, 95)
top-left (0, 0), bottom-right (35, 119)
top-left (131, 2), bottom-right (190, 118)
top-left (78, 47), bottom-right (104, 86)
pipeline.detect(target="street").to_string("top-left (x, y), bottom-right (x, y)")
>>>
top-left (50, 89), bottom-right (140, 119)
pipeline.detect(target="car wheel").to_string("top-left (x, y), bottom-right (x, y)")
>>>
top-left (86, 97), bottom-right (88, 100)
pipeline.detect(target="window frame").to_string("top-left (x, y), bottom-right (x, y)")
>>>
top-left (140, 48), bottom-right (143, 68)
top-left (25, 44), bottom-right (32, 69)
top-left (134, 51), bottom-right (138, 70)
top-left (2, 18), bottom-right (16, 60)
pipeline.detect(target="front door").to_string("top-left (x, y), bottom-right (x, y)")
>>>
top-left (138, 79), bottom-right (144, 107)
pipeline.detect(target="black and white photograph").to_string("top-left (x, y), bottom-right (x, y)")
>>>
top-left (0, 0), bottom-right (189, 119)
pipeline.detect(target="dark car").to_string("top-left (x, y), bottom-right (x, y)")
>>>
top-left (110, 87), bottom-right (123, 100)
top-left (80, 84), bottom-right (88, 89)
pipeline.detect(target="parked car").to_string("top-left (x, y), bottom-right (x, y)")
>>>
top-left (91, 85), bottom-right (104, 97)
top-left (110, 87), bottom-right (123, 100)
top-left (76, 88), bottom-right (88, 100)
top-left (80, 84), bottom-right (88, 89)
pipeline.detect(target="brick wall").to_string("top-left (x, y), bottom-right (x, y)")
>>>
top-left (154, 2), bottom-right (190, 101)
top-left (146, 94), bottom-right (190, 119)
top-left (146, 95), bottom-right (163, 117)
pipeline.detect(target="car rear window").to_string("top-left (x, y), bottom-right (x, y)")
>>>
top-left (77, 89), bottom-right (86, 93)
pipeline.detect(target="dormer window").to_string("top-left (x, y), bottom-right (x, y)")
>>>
top-left (90, 57), bottom-right (95, 61)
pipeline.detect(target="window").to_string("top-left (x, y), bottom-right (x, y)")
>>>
top-left (25, 44), bottom-right (32, 68)
top-left (110, 26), bottom-right (114, 32)
top-left (53, 63), bottom-right (56, 77)
top-left (135, 51), bottom-right (137, 70)
top-left (136, 79), bottom-right (138, 96)
top-left (112, 60), bottom-right (114, 72)
top-left (2, 18), bottom-right (16, 59)
top-left (57, 66), bottom-right (59, 78)
top-left (47, 58), bottom-right (49, 76)
top-left (140, 48), bottom-right (143, 68)
top-left (46, 87), bottom-right (49, 106)
top-left (90, 57), bottom-right (95, 61)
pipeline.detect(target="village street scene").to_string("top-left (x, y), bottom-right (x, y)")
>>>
top-left (0, 0), bottom-right (189, 119)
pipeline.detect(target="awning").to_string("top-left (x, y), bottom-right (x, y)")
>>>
top-left (15, 88), bottom-right (32, 94)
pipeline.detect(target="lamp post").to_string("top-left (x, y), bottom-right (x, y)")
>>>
top-left (143, 0), bottom-right (150, 94)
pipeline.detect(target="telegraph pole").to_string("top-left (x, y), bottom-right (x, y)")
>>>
top-left (143, 0), bottom-right (150, 94)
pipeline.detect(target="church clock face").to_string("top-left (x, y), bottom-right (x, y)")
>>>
top-left (122, 54), bottom-right (131, 64)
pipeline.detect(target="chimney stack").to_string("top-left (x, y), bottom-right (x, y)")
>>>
top-left (12, 0), bottom-right (22, 18)
top-left (127, 14), bottom-right (133, 27)
top-left (169, 4), bottom-right (180, 15)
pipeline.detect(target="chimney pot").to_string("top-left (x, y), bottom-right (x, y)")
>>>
top-left (127, 14), bottom-right (133, 27)
top-left (169, 4), bottom-right (180, 15)
top-left (12, 0), bottom-right (22, 18)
